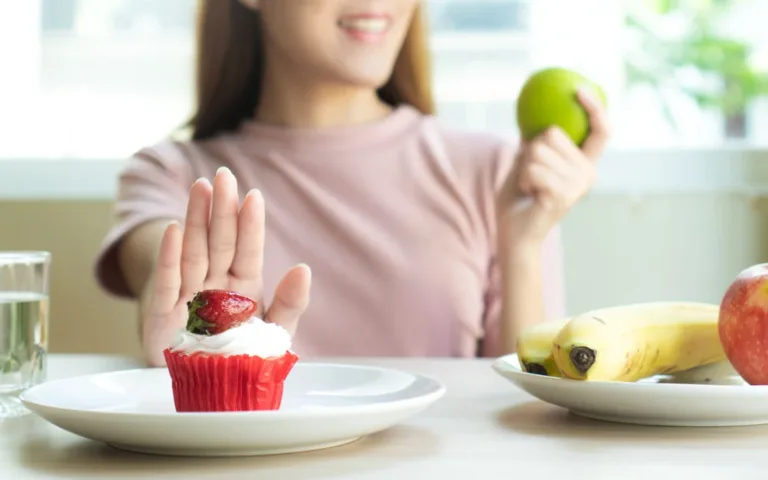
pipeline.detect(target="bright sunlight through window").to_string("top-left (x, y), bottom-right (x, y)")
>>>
top-left (1, 0), bottom-right (767, 159)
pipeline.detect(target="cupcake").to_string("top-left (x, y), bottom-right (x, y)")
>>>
top-left (163, 289), bottom-right (298, 412)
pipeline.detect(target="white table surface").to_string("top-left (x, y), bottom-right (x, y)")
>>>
top-left (2, 354), bottom-right (768, 479)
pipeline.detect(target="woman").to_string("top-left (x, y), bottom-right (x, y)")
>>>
top-left (94, 0), bottom-right (609, 367)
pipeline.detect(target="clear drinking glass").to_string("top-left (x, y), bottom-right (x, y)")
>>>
top-left (0, 251), bottom-right (50, 418)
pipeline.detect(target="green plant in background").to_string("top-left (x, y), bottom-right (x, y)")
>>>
top-left (624, 0), bottom-right (768, 138)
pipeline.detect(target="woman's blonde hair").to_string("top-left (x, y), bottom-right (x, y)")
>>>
top-left (189, 0), bottom-right (435, 141)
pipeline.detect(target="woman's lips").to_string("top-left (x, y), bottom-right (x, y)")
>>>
top-left (338, 14), bottom-right (392, 44)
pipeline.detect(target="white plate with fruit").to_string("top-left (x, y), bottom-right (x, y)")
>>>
top-left (21, 362), bottom-right (446, 457)
top-left (494, 266), bottom-right (768, 427)
top-left (21, 289), bottom-right (446, 457)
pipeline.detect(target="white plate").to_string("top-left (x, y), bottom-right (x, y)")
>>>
top-left (20, 362), bottom-right (445, 457)
top-left (492, 353), bottom-right (768, 427)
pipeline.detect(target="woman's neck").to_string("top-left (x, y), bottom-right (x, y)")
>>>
top-left (255, 51), bottom-right (392, 129)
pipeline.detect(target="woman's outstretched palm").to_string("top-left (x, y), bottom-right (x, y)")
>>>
top-left (142, 167), bottom-right (311, 366)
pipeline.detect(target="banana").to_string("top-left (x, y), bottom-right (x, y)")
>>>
top-left (551, 301), bottom-right (726, 382)
top-left (516, 317), bottom-right (571, 376)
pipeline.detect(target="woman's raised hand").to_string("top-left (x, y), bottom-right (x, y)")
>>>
top-left (497, 88), bottom-right (610, 245)
top-left (142, 167), bottom-right (311, 366)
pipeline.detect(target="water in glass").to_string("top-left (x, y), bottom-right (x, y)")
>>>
top-left (0, 252), bottom-right (50, 418)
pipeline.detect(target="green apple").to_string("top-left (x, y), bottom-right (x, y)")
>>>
top-left (516, 67), bottom-right (607, 146)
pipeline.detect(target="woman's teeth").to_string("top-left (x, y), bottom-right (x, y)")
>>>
top-left (339, 18), bottom-right (388, 33)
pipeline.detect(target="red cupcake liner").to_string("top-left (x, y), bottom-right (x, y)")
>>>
top-left (163, 349), bottom-right (299, 412)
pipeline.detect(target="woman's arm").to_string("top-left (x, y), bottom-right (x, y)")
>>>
top-left (493, 225), bottom-right (566, 356)
top-left (117, 220), bottom-right (172, 335)
top-left (482, 88), bottom-right (608, 357)
top-left (94, 144), bottom-right (192, 300)
top-left (497, 236), bottom-right (546, 354)
top-left (479, 225), bottom-right (565, 358)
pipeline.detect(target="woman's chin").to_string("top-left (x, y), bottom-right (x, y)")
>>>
top-left (332, 68), bottom-right (396, 91)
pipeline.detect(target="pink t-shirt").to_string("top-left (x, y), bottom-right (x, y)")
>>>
top-left (94, 105), bottom-right (565, 358)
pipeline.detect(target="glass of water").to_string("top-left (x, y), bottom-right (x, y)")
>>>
top-left (0, 251), bottom-right (50, 418)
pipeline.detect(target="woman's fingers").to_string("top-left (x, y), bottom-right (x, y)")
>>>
top-left (230, 188), bottom-right (266, 295)
top-left (539, 126), bottom-right (583, 161)
top-left (180, 178), bottom-right (212, 298)
top-left (151, 221), bottom-right (183, 317)
top-left (577, 87), bottom-right (611, 160)
top-left (265, 264), bottom-right (312, 337)
top-left (206, 167), bottom-right (240, 283)
top-left (526, 162), bottom-right (566, 211)
top-left (517, 141), bottom-right (562, 195)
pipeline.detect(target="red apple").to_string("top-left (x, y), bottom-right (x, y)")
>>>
top-left (719, 263), bottom-right (768, 385)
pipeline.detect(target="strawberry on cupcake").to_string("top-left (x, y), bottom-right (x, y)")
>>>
top-left (164, 289), bottom-right (298, 412)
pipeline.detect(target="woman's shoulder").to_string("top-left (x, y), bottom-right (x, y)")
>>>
top-left (129, 133), bottom-right (223, 165)
top-left (124, 131), bottom-right (243, 179)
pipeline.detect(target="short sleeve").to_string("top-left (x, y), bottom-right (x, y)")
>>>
top-left (479, 142), bottom-right (567, 357)
top-left (94, 143), bottom-right (193, 298)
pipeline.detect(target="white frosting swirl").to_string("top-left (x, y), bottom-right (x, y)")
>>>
top-left (170, 316), bottom-right (292, 358)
